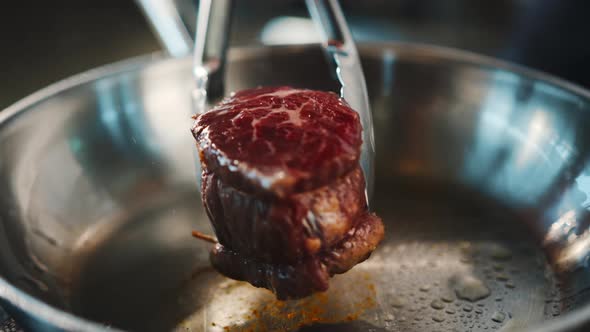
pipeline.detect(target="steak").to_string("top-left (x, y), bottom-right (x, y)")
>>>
top-left (193, 86), bottom-right (362, 198)
top-left (192, 86), bottom-right (384, 299)
top-left (201, 166), bottom-right (367, 264)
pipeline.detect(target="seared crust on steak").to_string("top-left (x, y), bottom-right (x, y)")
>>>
top-left (210, 212), bottom-right (384, 300)
top-left (202, 167), bottom-right (367, 264)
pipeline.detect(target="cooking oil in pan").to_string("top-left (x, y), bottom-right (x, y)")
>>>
top-left (179, 190), bottom-right (563, 331)
top-left (66, 187), bottom-right (567, 331)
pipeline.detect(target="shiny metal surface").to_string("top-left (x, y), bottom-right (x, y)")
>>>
top-left (192, 0), bottom-right (234, 101)
top-left (1, 43), bottom-right (590, 331)
top-left (135, 0), bottom-right (194, 58)
top-left (305, 0), bottom-right (374, 201)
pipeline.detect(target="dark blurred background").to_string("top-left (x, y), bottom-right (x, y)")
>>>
top-left (0, 0), bottom-right (589, 110)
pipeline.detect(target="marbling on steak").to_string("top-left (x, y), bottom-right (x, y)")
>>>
top-left (193, 86), bottom-right (362, 198)
top-left (192, 86), bottom-right (384, 299)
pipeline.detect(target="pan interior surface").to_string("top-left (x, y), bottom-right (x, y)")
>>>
top-left (1, 44), bottom-right (590, 332)
top-left (70, 185), bottom-right (562, 332)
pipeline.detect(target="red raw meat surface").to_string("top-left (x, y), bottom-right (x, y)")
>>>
top-left (192, 86), bottom-right (362, 197)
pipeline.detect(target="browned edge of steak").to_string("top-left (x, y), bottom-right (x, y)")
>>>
top-left (196, 145), bottom-right (360, 199)
top-left (209, 212), bottom-right (384, 300)
top-left (201, 167), bottom-right (368, 264)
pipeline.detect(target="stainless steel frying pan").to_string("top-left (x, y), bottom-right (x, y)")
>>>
top-left (1, 43), bottom-right (590, 331)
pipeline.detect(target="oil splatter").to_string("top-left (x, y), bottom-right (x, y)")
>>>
top-left (450, 274), bottom-right (491, 302)
top-left (491, 311), bottom-right (506, 323)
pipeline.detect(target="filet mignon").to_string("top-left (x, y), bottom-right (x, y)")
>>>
top-left (192, 86), bottom-right (384, 299)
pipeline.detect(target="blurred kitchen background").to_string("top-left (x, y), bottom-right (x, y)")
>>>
top-left (0, 0), bottom-right (589, 111)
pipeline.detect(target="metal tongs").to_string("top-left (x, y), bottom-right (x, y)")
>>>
top-left (138, 0), bottom-right (374, 200)
top-left (193, 0), bottom-right (375, 201)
